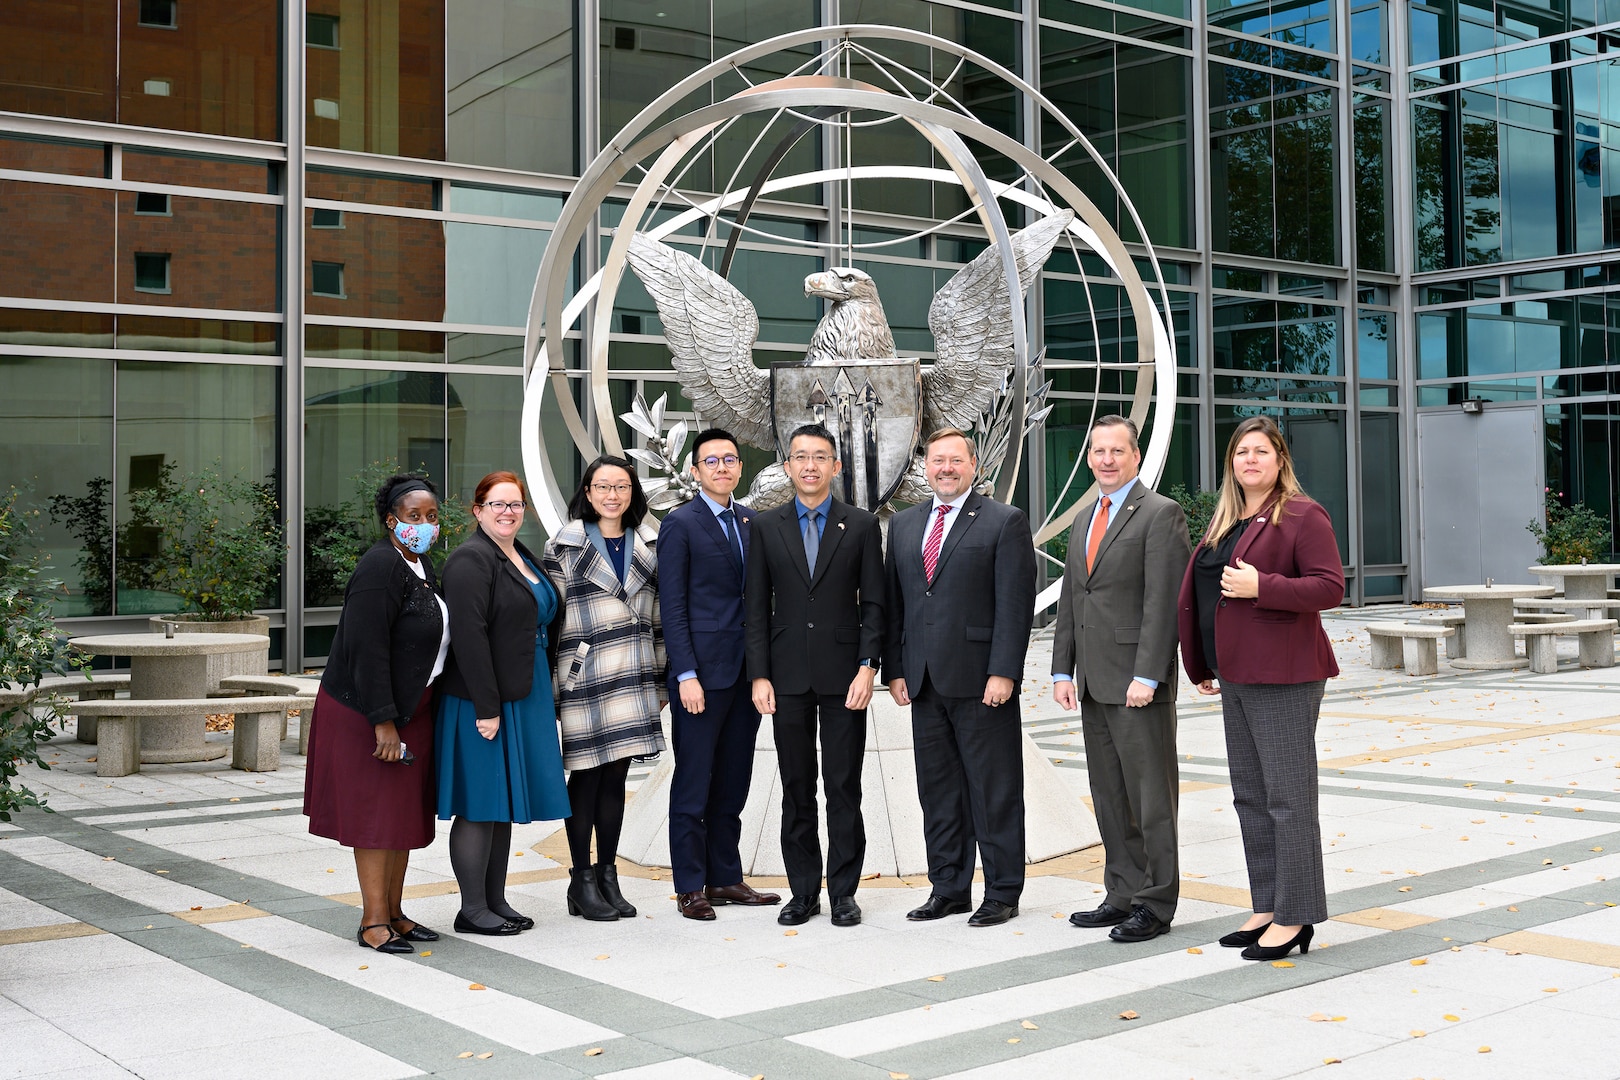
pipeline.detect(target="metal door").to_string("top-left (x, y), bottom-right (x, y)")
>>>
top-left (1417, 405), bottom-right (1542, 588)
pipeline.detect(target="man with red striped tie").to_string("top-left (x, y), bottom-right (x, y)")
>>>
top-left (884, 428), bottom-right (1036, 927)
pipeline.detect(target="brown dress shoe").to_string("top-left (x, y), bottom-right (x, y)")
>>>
top-left (677, 891), bottom-right (716, 921)
top-left (705, 883), bottom-right (782, 906)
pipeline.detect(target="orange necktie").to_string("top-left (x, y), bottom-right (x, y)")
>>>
top-left (1085, 495), bottom-right (1111, 573)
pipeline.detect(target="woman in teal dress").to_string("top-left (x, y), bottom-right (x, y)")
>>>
top-left (436, 471), bottom-right (571, 934)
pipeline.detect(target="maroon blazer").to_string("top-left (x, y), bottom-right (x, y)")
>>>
top-left (1177, 496), bottom-right (1344, 686)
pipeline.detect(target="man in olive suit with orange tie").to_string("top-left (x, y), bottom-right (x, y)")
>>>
top-left (1052, 414), bottom-right (1191, 943)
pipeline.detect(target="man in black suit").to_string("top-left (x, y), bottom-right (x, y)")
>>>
top-left (885, 428), bottom-right (1036, 927)
top-left (747, 423), bottom-right (885, 928)
top-left (659, 428), bottom-right (782, 921)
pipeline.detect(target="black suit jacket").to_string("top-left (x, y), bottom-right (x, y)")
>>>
top-left (659, 495), bottom-right (752, 690)
top-left (745, 497), bottom-right (885, 696)
top-left (438, 527), bottom-right (560, 719)
top-left (884, 493), bottom-right (1036, 699)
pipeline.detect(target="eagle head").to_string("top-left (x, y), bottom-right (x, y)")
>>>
top-left (804, 267), bottom-right (878, 303)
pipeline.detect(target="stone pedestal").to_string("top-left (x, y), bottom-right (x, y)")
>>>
top-left (618, 695), bottom-right (1100, 877)
top-left (149, 614), bottom-right (271, 692)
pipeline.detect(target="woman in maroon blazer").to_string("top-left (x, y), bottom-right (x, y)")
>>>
top-left (1177, 416), bottom-right (1344, 961)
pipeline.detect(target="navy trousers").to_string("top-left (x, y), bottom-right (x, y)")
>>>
top-left (668, 676), bottom-right (761, 894)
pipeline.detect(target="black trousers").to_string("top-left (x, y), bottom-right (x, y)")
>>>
top-left (668, 676), bottom-right (761, 894)
top-left (771, 690), bottom-right (867, 900)
top-left (910, 674), bottom-right (1026, 905)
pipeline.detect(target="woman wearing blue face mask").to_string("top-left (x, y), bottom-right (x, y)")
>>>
top-left (435, 471), bottom-right (571, 934)
top-left (305, 473), bottom-right (451, 954)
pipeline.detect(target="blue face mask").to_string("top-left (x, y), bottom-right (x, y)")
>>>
top-left (393, 520), bottom-right (439, 555)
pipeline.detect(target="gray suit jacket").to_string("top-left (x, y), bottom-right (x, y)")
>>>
top-left (884, 493), bottom-right (1036, 699)
top-left (1051, 484), bottom-right (1191, 706)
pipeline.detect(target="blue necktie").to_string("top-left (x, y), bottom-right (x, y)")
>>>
top-left (803, 509), bottom-right (820, 575)
top-left (719, 507), bottom-right (743, 576)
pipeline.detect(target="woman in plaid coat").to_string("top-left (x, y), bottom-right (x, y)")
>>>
top-left (543, 455), bottom-right (667, 921)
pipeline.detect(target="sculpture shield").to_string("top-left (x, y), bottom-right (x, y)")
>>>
top-left (771, 359), bottom-right (921, 512)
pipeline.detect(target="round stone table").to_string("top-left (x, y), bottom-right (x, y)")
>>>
top-left (1530, 563), bottom-right (1620, 602)
top-left (1422, 585), bottom-right (1556, 670)
top-left (68, 633), bottom-right (271, 763)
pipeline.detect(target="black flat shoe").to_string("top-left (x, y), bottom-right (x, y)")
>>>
top-left (778, 895), bottom-right (821, 926)
top-left (830, 896), bottom-right (862, 927)
top-left (490, 908), bottom-right (535, 931)
top-left (391, 916), bottom-right (439, 942)
top-left (357, 923), bottom-right (413, 953)
top-left (907, 895), bottom-right (971, 922)
top-left (1219, 923), bottom-right (1271, 948)
top-left (453, 912), bottom-right (523, 937)
top-left (1241, 923), bottom-right (1313, 961)
top-left (968, 899), bottom-right (1018, 927)
top-left (1109, 905), bottom-right (1170, 943)
top-left (1069, 902), bottom-right (1130, 928)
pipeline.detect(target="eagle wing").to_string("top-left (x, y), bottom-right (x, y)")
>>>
top-left (923, 210), bottom-right (1075, 434)
top-left (624, 232), bottom-right (774, 450)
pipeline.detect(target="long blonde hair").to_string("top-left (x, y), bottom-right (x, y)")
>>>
top-left (1204, 416), bottom-right (1306, 545)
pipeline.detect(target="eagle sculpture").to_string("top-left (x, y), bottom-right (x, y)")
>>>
top-left (624, 210), bottom-right (1075, 509)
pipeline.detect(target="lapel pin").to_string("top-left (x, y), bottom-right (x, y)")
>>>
top-left (968, 510), bottom-right (977, 517)
top-left (742, 517), bottom-right (750, 524)
top-left (837, 521), bottom-right (846, 530)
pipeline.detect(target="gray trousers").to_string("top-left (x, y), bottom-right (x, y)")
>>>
top-left (1221, 680), bottom-right (1329, 925)
top-left (1080, 693), bottom-right (1180, 922)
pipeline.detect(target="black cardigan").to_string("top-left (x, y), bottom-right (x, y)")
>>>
top-left (320, 541), bottom-right (444, 726)
top-left (437, 526), bottom-right (562, 719)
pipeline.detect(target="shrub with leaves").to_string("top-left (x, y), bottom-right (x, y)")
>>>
top-left (126, 463), bottom-right (285, 620)
top-left (305, 463), bottom-right (473, 606)
top-left (1168, 483), bottom-right (1219, 546)
top-left (1527, 487), bottom-right (1612, 564)
top-left (0, 489), bottom-right (84, 822)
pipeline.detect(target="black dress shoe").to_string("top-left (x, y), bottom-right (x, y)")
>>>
top-left (1109, 905), bottom-right (1171, 943)
top-left (390, 916), bottom-right (439, 942)
top-left (778, 895), bottom-right (821, 925)
top-left (357, 924), bottom-right (413, 953)
top-left (967, 899), bottom-right (1018, 927)
top-left (830, 896), bottom-right (862, 927)
top-left (1241, 923), bottom-right (1313, 961)
top-left (906, 895), bottom-right (972, 922)
top-left (1218, 922), bottom-right (1270, 948)
top-left (453, 912), bottom-right (523, 936)
top-left (1069, 902), bottom-right (1131, 928)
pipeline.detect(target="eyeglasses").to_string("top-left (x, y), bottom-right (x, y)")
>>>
top-left (789, 452), bottom-right (835, 465)
top-left (480, 500), bottom-right (525, 513)
top-left (590, 483), bottom-right (633, 494)
top-left (699, 454), bottom-right (741, 468)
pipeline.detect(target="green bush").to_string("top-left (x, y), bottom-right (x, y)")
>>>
top-left (1527, 488), bottom-right (1612, 564)
top-left (127, 464), bottom-right (285, 620)
top-left (1167, 483), bottom-right (1218, 546)
top-left (0, 490), bottom-right (85, 822)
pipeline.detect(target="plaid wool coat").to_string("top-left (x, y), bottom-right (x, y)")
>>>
top-left (542, 519), bottom-right (668, 770)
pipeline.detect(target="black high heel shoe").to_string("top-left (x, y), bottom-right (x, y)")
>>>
top-left (1241, 923), bottom-right (1313, 961)
top-left (1219, 922), bottom-right (1272, 948)
top-left (357, 923), bottom-right (414, 953)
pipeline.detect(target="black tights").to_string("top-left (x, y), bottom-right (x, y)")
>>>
top-left (564, 758), bottom-right (632, 869)
top-left (448, 818), bottom-right (522, 929)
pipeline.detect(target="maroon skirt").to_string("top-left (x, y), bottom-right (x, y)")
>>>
top-left (304, 686), bottom-right (438, 850)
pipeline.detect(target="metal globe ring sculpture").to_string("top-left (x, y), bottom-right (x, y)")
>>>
top-left (522, 25), bottom-right (1177, 589)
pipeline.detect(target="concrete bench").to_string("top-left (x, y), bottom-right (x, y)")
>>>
top-left (1416, 612), bottom-right (1467, 658)
top-left (71, 694), bottom-right (307, 777)
top-left (217, 676), bottom-right (317, 745)
top-left (3, 675), bottom-right (132, 743)
top-left (1509, 619), bottom-right (1618, 674)
top-left (1512, 612), bottom-right (1576, 625)
top-left (1367, 623), bottom-right (1454, 676)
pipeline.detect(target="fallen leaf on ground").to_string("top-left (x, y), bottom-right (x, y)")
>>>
top-left (1410, 958), bottom-right (1427, 966)
top-left (594, 954), bottom-right (610, 960)
top-left (1186, 947), bottom-right (1203, 954)
top-left (890, 1074), bottom-right (909, 1079)
top-left (1021, 1020), bottom-right (1038, 1030)
top-left (1323, 1058), bottom-right (1341, 1065)
top-left (419, 950), bottom-right (431, 956)
top-left (1410, 1030), bottom-right (1426, 1038)
top-left (1543, 987), bottom-right (1558, 993)
top-left (1399, 886), bottom-right (1413, 892)
top-left (1118, 1010), bottom-right (1139, 1020)
top-left (783, 930), bottom-right (797, 937)
top-left (584, 1047), bottom-right (603, 1057)
top-left (927, 975), bottom-right (946, 982)
top-left (468, 983), bottom-right (486, 991)
top-left (190, 906), bottom-right (202, 911)
top-left (1308, 1012), bottom-right (1333, 1022)
top-left (1443, 1014), bottom-right (1460, 1022)
top-left (476, 1053), bottom-right (493, 1060)
top-left (1007, 1037), bottom-right (1020, 1044)
top-left (1479, 1046), bottom-right (1491, 1053)
top-left (1272, 960), bottom-right (1296, 968)
top-left (457, 1052), bottom-right (474, 1059)
top-left (358, 965), bottom-right (368, 970)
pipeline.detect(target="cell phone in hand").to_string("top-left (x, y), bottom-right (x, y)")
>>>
top-left (398, 741), bottom-right (415, 766)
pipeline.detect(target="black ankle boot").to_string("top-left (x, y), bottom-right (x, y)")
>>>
top-left (567, 866), bottom-right (619, 921)
top-left (595, 862), bottom-right (636, 917)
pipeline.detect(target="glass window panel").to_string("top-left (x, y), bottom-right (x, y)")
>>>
top-left (1211, 127), bottom-right (1274, 256)
top-left (446, 370), bottom-right (543, 550)
top-left (1356, 311), bottom-right (1390, 378)
top-left (1359, 409), bottom-right (1401, 565)
top-left (0, 134), bottom-right (105, 177)
top-left (448, 184), bottom-right (564, 221)
top-left (307, 208), bottom-right (445, 321)
top-left (307, 0), bottom-right (445, 159)
top-left (133, 251), bottom-right (171, 292)
top-left (123, 149), bottom-right (273, 193)
top-left (115, 360), bottom-right (280, 614)
top-left (0, 356), bottom-right (114, 615)
top-left (843, 259), bottom-right (931, 352)
top-left (1462, 115), bottom-right (1501, 265)
top-left (724, 247), bottom-right (820, 345)
top-left (1500, 124), bottom-right (1559, 261)
top-left (0, 1), bottom-right (117, 122)
top-left (306, 325), bottom-right (446, 364)
top-left (0, 309), bottom-right (113, 350)
top-left (119, 0), bottom-right (280, 139)
top-left (445, 222), bottom-right (549, 326)
top-left (120, 193), bottom-right (279, 310)
top-left (308, 168), bottom-right (437, 209)
top-left (1353, 104), bottom-right (1390, 271)
top-left (600, 0), bottom-right (710, 156)
top-left (447, 0), bottom-right (574, 175)
top-left (308, 12), bottom-right (339, 49)
top-left (1349, 1), bottom-right (1384, 64)
top-left (1412, 102), bottom-right (1449, 272)
top-left (1417, 310), bottom-right (1461, 379)
top-left (448, 332), bottom-right (523, 366)
top-left (0, 181), bottom-right (115, 302)
top-left (116, 316), bottom-right (278, 355)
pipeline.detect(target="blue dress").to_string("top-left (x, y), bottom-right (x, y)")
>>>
top-left (436, 572), bottom-right (571, 823)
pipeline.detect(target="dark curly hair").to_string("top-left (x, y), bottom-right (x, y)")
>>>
top-left (374, 473), bottom-right (439, 526)
top-left (566, 455), bottom-right (648, 527)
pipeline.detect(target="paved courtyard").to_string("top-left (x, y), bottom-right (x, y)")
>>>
top-left (5, 607), bottom-right (1620, 1080)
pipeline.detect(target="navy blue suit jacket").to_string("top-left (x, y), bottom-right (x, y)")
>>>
top-left (658, 495), bottom-right (753, 690)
